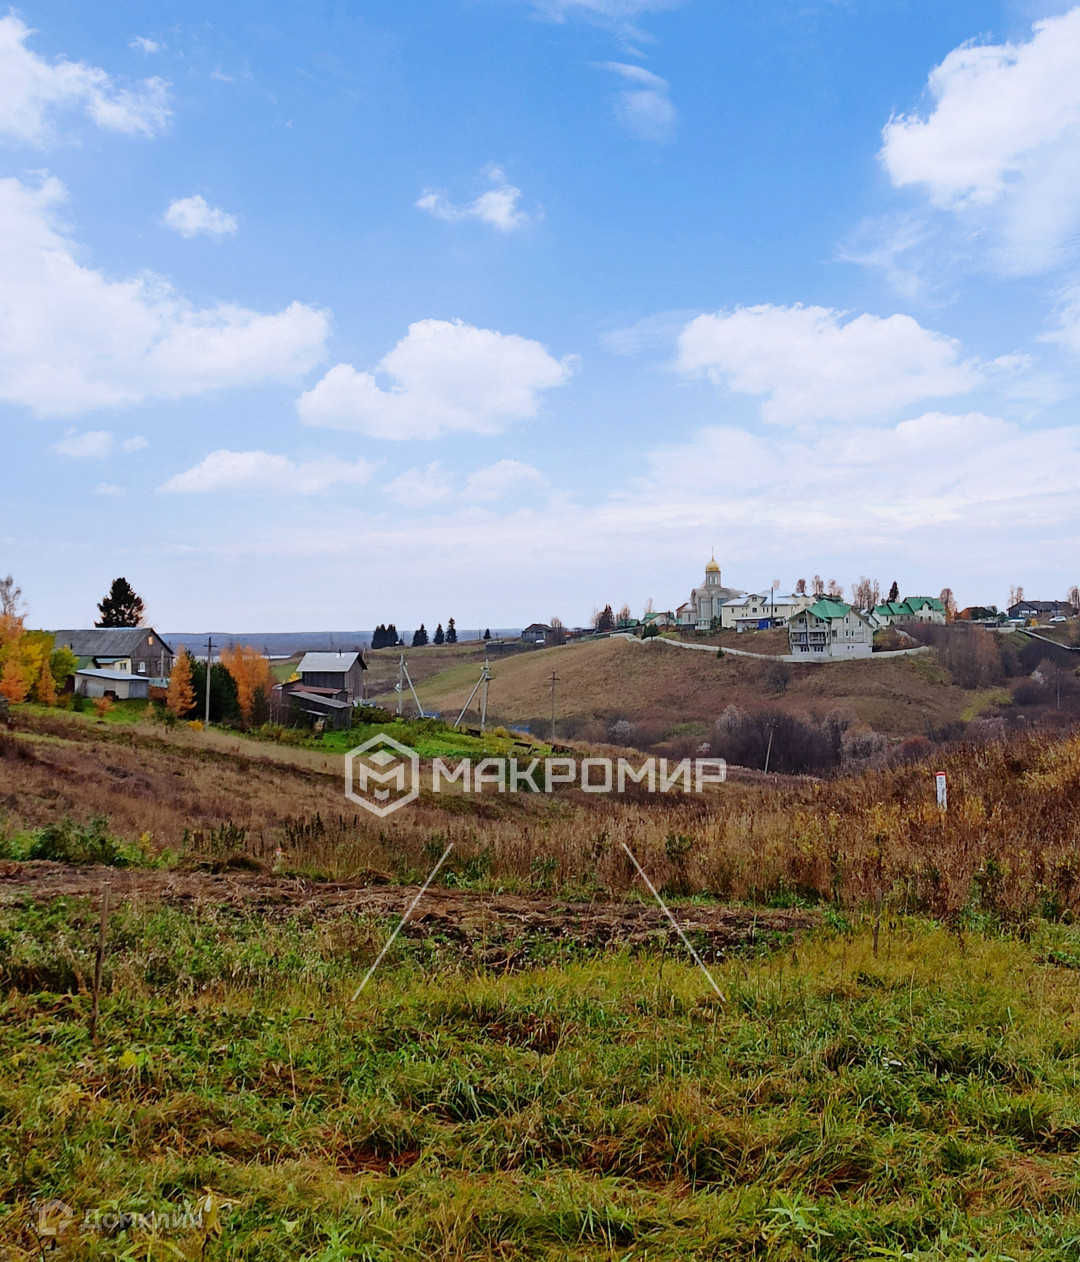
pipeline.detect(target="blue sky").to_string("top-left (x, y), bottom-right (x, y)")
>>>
top-left (4, 0), bottom-right (1080, 630)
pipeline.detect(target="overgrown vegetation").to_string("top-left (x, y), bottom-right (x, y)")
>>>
top-left (7, 712), bottom-right (1080, 918)
top-left (5, 903), bottom-right (1080, 1258)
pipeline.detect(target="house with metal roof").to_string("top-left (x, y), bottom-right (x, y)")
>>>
top-left (720, 590), bottom-right (815, 631)
top-left (788, 599), bottom-right (874, 658)
top-left (52, 628), bottom-right (174, 679)
top-left (870, 597), bottom-right (946, 627)
top-left (296, 650), bottom-right (366, 702)
top-left (1006, 599), bottom-right (1077, 622)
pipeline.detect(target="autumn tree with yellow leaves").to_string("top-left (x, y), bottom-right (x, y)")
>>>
top-left (165, 652), bottom-right (196, 718)
top-left (220, 645), bottom-right (274, 727)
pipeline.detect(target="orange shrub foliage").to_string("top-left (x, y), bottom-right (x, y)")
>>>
top-left (220, 644), bottom-right (273, 725)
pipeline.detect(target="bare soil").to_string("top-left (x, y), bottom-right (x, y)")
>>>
top-left (0, 861), bottom-right (815, 960)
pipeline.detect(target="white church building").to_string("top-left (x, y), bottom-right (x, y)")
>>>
top-left (676, 556), bottom-right (745, 630)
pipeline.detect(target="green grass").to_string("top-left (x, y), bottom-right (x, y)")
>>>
top-left (5, 903), bottom-right (1080, 1259)
top-left (314, 717), bottom-right (550, 762)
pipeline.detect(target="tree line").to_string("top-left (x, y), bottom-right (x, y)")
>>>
top-left (372, 618), bottom-right (459, 649)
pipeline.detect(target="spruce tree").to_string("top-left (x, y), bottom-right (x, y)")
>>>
top-left (95, 577), bottom-right (145, 627)
top-left (887, 580), bottom-right (900, 604)
top-left (412, 624), bottom-right (429, 647)
top-left (483, 628), bottom-right (491, 641)
top-left (433, 623), bottom-right (445, 645)
top-left (446, 618), bottom-right (457, 644)
top-left (596, 604), bottom-right (616, 633)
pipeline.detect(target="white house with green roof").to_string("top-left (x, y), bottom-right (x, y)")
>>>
top-left (870, 596), bottom-right (946, 627)
top-left (788, 599), bottom-right (874, 658)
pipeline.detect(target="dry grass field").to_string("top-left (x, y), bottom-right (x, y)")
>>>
top-left (6, 706), bottom-right (1080, 1258)
top-left (382, 635), bottom-right (985, 739)
top-left (4, 706), bottom-right (1080, 918)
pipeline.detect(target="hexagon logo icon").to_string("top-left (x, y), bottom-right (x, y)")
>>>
top-left (35, 1198), bottom-right (77, 1240)
top-left (345, 732), bottom-right (420, 817)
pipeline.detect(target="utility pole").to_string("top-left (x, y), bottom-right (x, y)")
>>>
top-left (763, 721), bottom-right (776, 775)
top-left (480, 660), bottom-right (490, 731)
top-left (454, 661), bottom-right (492, 730)
top-left (397, 653), bottom-right (404, 717)
top-left (549, 670), bottom-right (560, 745)
top-left (204, 636), bottom-right (213, 726)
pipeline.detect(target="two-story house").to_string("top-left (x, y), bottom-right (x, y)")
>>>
top-left (788, 599), bottom-right (874, 658)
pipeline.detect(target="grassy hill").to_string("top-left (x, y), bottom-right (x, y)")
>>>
top-left (374, 635), bottom-right (987, 742)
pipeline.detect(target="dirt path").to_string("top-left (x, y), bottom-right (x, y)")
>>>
top-left (0, 862), bottom-right (815, 959)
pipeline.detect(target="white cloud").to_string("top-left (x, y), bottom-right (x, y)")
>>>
top-left (636, 411), bottom-right (1080, 534)
top-left (385, 462), bottom-right (456, 507)
top-left (53, 429), bottom-right (149, 457)
top-left (531, 0), bottom-right (683, 41)
top-left (163, 195), bottom-right (238, 240)
top-left (55, 429), bottom-right (113, 458)
top-left (94, 482), bottom-right (124, 497)
top-left (417, 165), bottom-right (534, 233)
top-left (879, 8), bottom-right (1080, 274)
top-left (0, 14), bottom-right (169, 145)
top-left (0, 175), bottom-right (329, 416)
top-left (297, 319), bottom-right (574, 440)
top-left (129, 37), bottom-right (161, 54)
top-left (386, 459), bottom-right (547, 506)
top-left (465, 459), bottom-right (547, 501)
top-left (600, 61), bottom-right (676, 142)
top-left (160, 450), bottom-right (376, 496)
top-left (675, 303), bottom-right (982, 425)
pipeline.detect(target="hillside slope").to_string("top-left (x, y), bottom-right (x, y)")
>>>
top-left (396, 635), bottom-right (982, 738)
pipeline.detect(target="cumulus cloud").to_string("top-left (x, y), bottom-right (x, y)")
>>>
top-left (600, 61), bottom-right (676, 142)
top-left (675, 303), bottom-right (982, 425)
top-left (879, 8), bottom-right (1080, 274)
top-left (164, 195), bottom-right (238, 240)
top-left (297, 319), bottom-right (574, 440)
top-left (160, 450), bottom-right (376, 496)
top-left (465, 459), bottom-right (547, 501)
top-left (386, 459), bottom-right (547, 506)
top-left (0, 176), bottom-right (328, 416)
top-left (637, 412), bottom-right (1080, 535)
top-left (0, 13), bottom-right (169, 145)
top-left (417, 165), bottom-right (534, 233)
top-left (54, 429), bottom-right (148, 457)
top-left (129, 37), bottom-right (161, 54)
top-left (385, 461), bottom-right (456, 507)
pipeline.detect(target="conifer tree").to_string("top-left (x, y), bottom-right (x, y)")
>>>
top-left (412, 624), bottom-right (429, 647)
top-left (96, 577), bottom-right (145, 627)
top-left (34, 655), bottom-right (56, 705)
top-left (166, 652), bottom-right (196, 717)
top-left (433, 623), bottom-right (445, 645)
top-left (887, 580), bottom-right (900, 604)
top-left (446, 617), bottom-right (457, 644)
